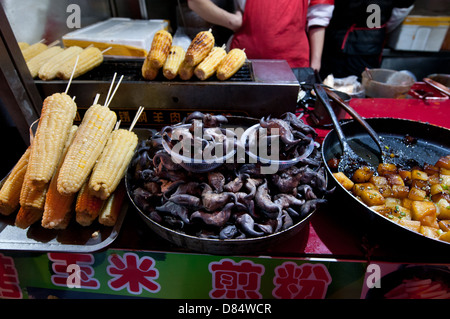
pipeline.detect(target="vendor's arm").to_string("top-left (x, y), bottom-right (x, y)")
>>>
top-left (187, 0), bottom-right (243, 32)
top-left (308, 26), bottom-right (326, 71)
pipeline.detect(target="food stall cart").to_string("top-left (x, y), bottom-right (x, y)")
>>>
top-left (0, 0), bottom-right (449, 303)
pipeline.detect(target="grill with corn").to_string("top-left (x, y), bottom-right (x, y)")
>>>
top-left (216, 48), bottom-right (247, 81)
top-left (194, 45), bottom-right (227, 80)
top-left (57, 46), bottom-right (104, 80)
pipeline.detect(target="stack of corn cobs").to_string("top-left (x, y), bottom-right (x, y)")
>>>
top-left (0, 90), bottom-right (138, 230)
top-left (129, 112), bottom-right (333, 240)
top-left (20, 40), bottom-right (104, 80)
top-left (142, 29), bottom-right (247, 81)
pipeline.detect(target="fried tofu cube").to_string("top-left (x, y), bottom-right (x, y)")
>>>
top-left (411, 201), bottom-right (437, 227)
top-left (399, 219), bottom-right (421, 232)
top-left (408, 187), bottom-right (427, 201)
top-left (352, 166), bottom-right (374, 183)
top-left (333, 172), bottom-right (354, 191)
top-left (360, 189), bottom-right (385, 206)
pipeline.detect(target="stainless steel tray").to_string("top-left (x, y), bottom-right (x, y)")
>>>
top-left (0, 171), bottom-right (128, 253)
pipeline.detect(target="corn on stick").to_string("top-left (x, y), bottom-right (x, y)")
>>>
top-left (15, 206), bottom-right (44, 229)
top-left (75, 181), bottom-right (105, 226)
top-left (98, 181), bottom-right (126, 226)
top-left (0, 147), bottom-right (31, 215)
top-left (41, 125), bottom-right (78, 229)
top-left (88, 107), bottom-right (140, 199)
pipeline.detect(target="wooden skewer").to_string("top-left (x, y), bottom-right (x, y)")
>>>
top-left (105, 74), bottom-right (124, 108)
top-left (101, 47), bottom-right (112, 54)
top-left (105, 73), bottom-right (117, 106)
top-left (65, 55), bottom-right (79, 95)
top-left (129, 106), bottom-right (144, 131)
top-left (93, 93), bottom-right (100, 105)
top-left (114, 120), bottom-right (121, 131)
top-left (48, 39), bottom-right (60, 48)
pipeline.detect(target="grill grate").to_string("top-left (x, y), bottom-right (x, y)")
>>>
top-left (76, 58), bottom-right (254, 82)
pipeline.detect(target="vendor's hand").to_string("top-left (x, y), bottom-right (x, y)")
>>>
top-left (310, 59), bottom-right (321, 72)
top-left (229, 10), bottom-right (243, 32)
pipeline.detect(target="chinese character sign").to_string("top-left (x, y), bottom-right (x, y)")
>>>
top-left (209, 259), bottom-right (265, 299)
top-left (0, 253), bottom-right (22, 299)
top-left (273, 262), bottom-right (332, 299)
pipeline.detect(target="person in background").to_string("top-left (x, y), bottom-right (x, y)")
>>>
top-left (320, 0), bottom-right (415, 80)
top-left (187, 0), bottom-right (335, 81)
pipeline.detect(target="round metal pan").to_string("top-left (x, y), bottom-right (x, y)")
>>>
top-left (125, 116), bottom-right (323, 255)
top-left (322, 117), bottom-right (450, 249)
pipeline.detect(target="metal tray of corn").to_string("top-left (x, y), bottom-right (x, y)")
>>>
top-left (0, 172), bottom-right (128, 253)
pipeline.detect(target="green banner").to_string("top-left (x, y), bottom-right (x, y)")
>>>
top-left (0, 249), bottom-right (367, 299)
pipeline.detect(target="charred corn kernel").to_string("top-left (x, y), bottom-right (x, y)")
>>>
top-left (216, 48), bottom-right (246, 81)
top-left (141, 56), bottom-right (159, 80)
top-left (22, 42), bottom-right (48, 62)
top-left (41, 125), bottom-right (78, 229)
top-left (163, 45), bottom-right (185, 80)
top-left (148, 30), bottom-right (172, 69)
top-left (185, 30), bottom-right (215, 66)
top-left (57, 104), bottom-right (117, 195)
top-left (18, 42), bottom-right (29, 50)
top-left (57, 46), bottom-right (103, 80)
top-left (194, 45), bottom-right (227, 80)
top-left (27, 46), bottom-right (64, 78)
top-left (38, 46), bottom-right (84, 80)
top-left (98, 181), bottom-right (126, 226)
top-left (27, 93), bottom-right (77, 187)
top-left (15, 206), bottom-right (43, 229)
top-left (0, 147), bottom-right (31, 215)
top-left (178, 59), bottom-right (195, 80)
top-left (89, 129), bottom-right (138, 200)
top-left (75, 182), bottom-right (105, 226)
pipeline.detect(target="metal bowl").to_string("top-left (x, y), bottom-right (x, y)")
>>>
top-left (240, 124), bottom-right (315, 172)
top-left (125, 165), bottom-right (317, 255)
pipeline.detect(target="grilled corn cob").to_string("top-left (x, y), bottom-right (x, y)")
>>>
top-left (27, 46), bottom-right (64, 78)
top-left (41, 125), bottom-right (78, 229)
top-left (75, 181), bottom-right (105, 226)
top-left (15, 206), bottom-right (43, 229)
top-left (57, 104), bottom-right (117, 195)
top-left (216, 48), bottom-right (247, 81)
top-left (163, 45), bottom-right (185, 80)
top-left (148, 30), bottom-right (172, 69)
top-left (18, 42), bottom-right (29, 51)
top-left (38, 46), bottom-right (84, 80)
top-left (0, 147), bottom-right (31, 215)
top-left (57, 46), bottom-right (103, 80)
top-left (178, 59), bottom-right (195, 80)
top-left (194, 45), bottom-right (227, 80)
top-left (22, 42), bottom-right (48, 62)
top-left (185, 30), bottom-right (215, 67)
top-left (27, 92), bottom-right (77, 187)
top-left (98, 181), bottom-right (126, 226)
top-left (89, 128), bottom-right (138, 200)
top-left (141, 56), bottom-right (159, 80)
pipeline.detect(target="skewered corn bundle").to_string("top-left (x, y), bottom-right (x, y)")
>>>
top-left (163, 45), bottom-right (185, 80)
top-left (27, 46), bottom-right (64, 78)
top-left (75, 181), bottom-right (105, 226)
top-left (185, 29), bottom-right (215, 67)
top-left (194, 45), bottom-right (227, 80)
top-left (89, 128), bottom-right (138, 200)
top-left (41, 125), bottom-right (78, 229)
top-left (147, 29), bottom-right (172, 69)
top-left (57, 103), bottom-right (117, 195)
top-left (178, 60), bottom-right (195, 80)
top-left (57, 46), bottom-right (103, 80)
top-left (27, 92), bottom-right (77, 188)
top-left (216, 48), bottom-right (247, 81)
top-left (38, 46), bottom-right (84, 80)
top-left (0, 147), bottom-right (31, 216)
top-left (22, 42), bottom-right (48, 62)
top-left (141, 57), bottom-right (159, 80)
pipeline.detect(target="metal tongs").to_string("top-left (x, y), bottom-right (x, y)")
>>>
top-left (313, 83), bottom-right (383, 172)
